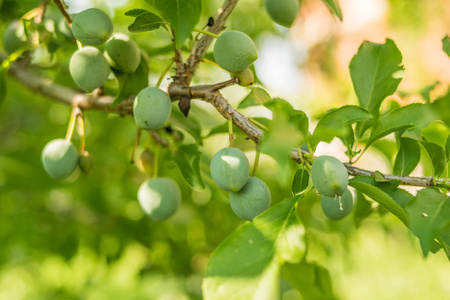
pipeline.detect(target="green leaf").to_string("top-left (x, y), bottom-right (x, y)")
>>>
top-left (262, 99), bottom-right (308, 185)
top-left (151, 0), bottom-right (202, 48)
top-left (125, 9), bottom-right (149, 17)
top-left (169, 108), bottom-right (203, 144)
top-left (366, 103), bottom-right (436, 148)
top-left (393, 138), bottom-right (420, 176)
top-left (0, 67), bottom-right (7, 105)
top-left (406, 188), bottom-right (450, 256)
top-left (292, 168), bottom-right (309, 196)
top-left (430, 90), bottom-right (450, 127)
top-left (420, 141), bottom-right (446, 176)
top-left (203, 196), bottom-right (305, 300)
top-left (353, 191), bottom-right (373, 227)
top-left (349, 39), bottom-right (404, 116)
top-left (442, 35), bottom-right (450, 58)
top-left (173, 144), bottom-right (205, 190)
top-left (281, 262), bottom-right (336, 300)
top-left (111, 53), bottom-right (149, 107)
top-left (321, 0), bottom-right (343, 21)
top-left (128, 12), bottom-right (166, 33)
top-left (276, 209), bottom-right (306, 264)
top-left (207, 118), bottom-right (270, 138)
top-left (310, 105), bottom-right (372, 148)
top-left (238, 87), bottom-right (271, 109)
top-left (445, 134), bottom-right (450, 161)
top-left (349, 177), bottom-right (409, 225)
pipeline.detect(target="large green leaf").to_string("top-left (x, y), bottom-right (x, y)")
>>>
top-left (366, 103), bottom-right (435, 148)
top-left (150, 0), bottom-right (202, 48)
top-left (321, 0), bottom-right (343, 21)
top-left (203, 196), bottom-right (305, 300)
top-left (292, 168), bottom-right (309, 196)
top-left (443, 35), bottom-right (450, 58)
top-left (353, 190), bottom-right (373, 227)
top-left (349, 177), bottom-right (409, 225)
top-left (281, 262), bottom-right (336, 300)
top-left (406, 188), bottom-right (450, 256)
top-left (238, 87), bottom-right (271, 109)
top-left (169, 108), bottom-right (203, 144)
top-left (420, 141), bottom-right (447, 176)
top-left (310, 105), bottom-right (372, 148)
top-left (349, 39), bottom-right (404, 116)
top-left (393, 138), bottom-right (420, 176)
top-left (173, 144), bottom-right (205, 190)
top-left (128, 12), bottom-right (166, 33)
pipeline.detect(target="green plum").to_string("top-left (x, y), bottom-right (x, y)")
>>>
top-left (231, 68), bottom-right (254, 86)
top-left (41, 139), bottom-right (79, 179)
top-left (229, 177), bottom-right (271, 221)
top-left (137, 177), bottom-right (181, 221)
top-left (321, 189), bottom-right (354, 220)
top-left (310, 155), bottom-right (348, 197)
top-left (210, 147), bottom-right (250, 192)
top-left (105, 33), bottom-right (141, 73)
top-left (213, 30), bottom-right (258, 72)
top-left (138, 149), bottom-right (154, 176)
top-left (2, 20), bottom-right (28, 54)
top-left (264, 0), bottom-right (300, 28)
top-left (79, 151), bottom-right (94, 174)
top-left (72, 8), bottom-right (113, 46)
top-left (133, 87), bottom-right (172, 130)
top-left (69, 46), bottom-right (111, 92)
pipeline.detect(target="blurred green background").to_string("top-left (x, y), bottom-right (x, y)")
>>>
top-left (1, 0), bottom-right (450, 299)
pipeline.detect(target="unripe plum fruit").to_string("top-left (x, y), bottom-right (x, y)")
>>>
top-left (138, 149), bottom-right (154, 176)
top-left (231, 68), bottom-right (254, 86)
top-left (105, 33), bottom-right (141, 73)
top-left (133, 87), bottom-right (172, 130)
top-left (2, 20), bottom-right (28, 54)
top-left (229, 177), bottom-right (271, 221)
top-left (321, 189), bottom-right (354, 220)
top-left (41, 139), bottom-right (79, 179)
top-left (210, 147), bottom-right (250, 192)
top-left (213, 30), bottom-right (258, 73)
top-left (264, 0), bottom-right (299, 28)
top-left (310, 155), bottom-right (348, 197)
top-left (79, 151), bottom-right (94, 174)
top-left (70, 46), bottom-right (111, 92)
top-left (72, 8), bottom-right (113, 46)
top-left (137, 177), bottom-right (181, 221)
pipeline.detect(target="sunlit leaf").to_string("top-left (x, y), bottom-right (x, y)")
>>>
top-left (203, 196), bottom-right (305, 300)
top-left (406, 188), bottom-right (450, 256)
top-left (128, 12), bottom-right (166, 33)
top-left (443, 35), bottom-right (450, 58)
top-left (349, 39), bottom-right (404, 116)
top-left (173, 144), bottom-right (205, 190)
top-left (281, 262), bottom-right (336, 300)
top-left (321, 0), bottom-right (343, 21)
top-left (393, 138), bottom-right (420, 176)
top-left (420, 141), bottom-right (446, 176)
top-left (292, 168), bottom-right (309, 196)
top-left (238, 87), bottom-right (271, 109)
top-left (125, 9), bottom-right (150, 17)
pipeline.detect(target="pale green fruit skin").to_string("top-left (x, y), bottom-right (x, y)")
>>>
top-left (137, 177), bottom-right (181, 221)
top-left (231, 68), bottom-right (254, 86)
top-left (105, 33), bottom-right (141, 73)
top-left (2, 20), bottom-right (28, 54)
top-left (229, 177), bottom-right (271, 221)
top-left (72, 8), bottom-right (113, 46)
top-left (138, 149), bottom-right (154, 176)
top-left (70, 47), bottom-right (111, 92)
top-left (79, 151), bottom-right (94, 174)
top-left (321, 189), bottom-right (354, 220)
top-left (213, 31), bottom-right (258, 73)
top-left (311, 155), bottom-right (348, 197)
top-left (210, 147), bottom-right (250, 192)
top-left (41, 139), bottom-right (79, 179)
top-left (264, 0), bottom-right (299, 28)
top-left (133, 87), bottom-right (172, 130)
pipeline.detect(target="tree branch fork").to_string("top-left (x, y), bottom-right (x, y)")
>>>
top-left (1, 0), bottom-right (448, 188)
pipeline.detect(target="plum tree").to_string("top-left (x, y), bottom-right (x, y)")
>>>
top-left (264, 0), bottom-right (299, 28)
top-left (229, 177), bottom-right (271, 221)
top-left (321, 189), bottom-right (354, 220)
top-left (71, 8), bottom-right (113, 46)
top-left (41, 139), bottom-right (79, 179)
top-left (310, 155), bottom-right (349, 197)
top-left (213, 30), bottom-right (258, 72)
top-left (104, 33), bottom-right (141, 73)
top-left (210, 147), bottom-right (250, 192)
top-left (133, 87), bottom-right (172, 130)
top-left (69, 46), bottom-right (111, 92)
top-left (2, 20), bottom-right (27, 54)
top-left (230, 68), bottom-right (254, 86)
top-left (137, 177), bottom-right (181, 221)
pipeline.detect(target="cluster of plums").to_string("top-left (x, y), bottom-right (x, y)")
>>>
top-left (210, 147), bottom-right (271, 221)
top-left (310, 156), bottom-right (354, 220)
